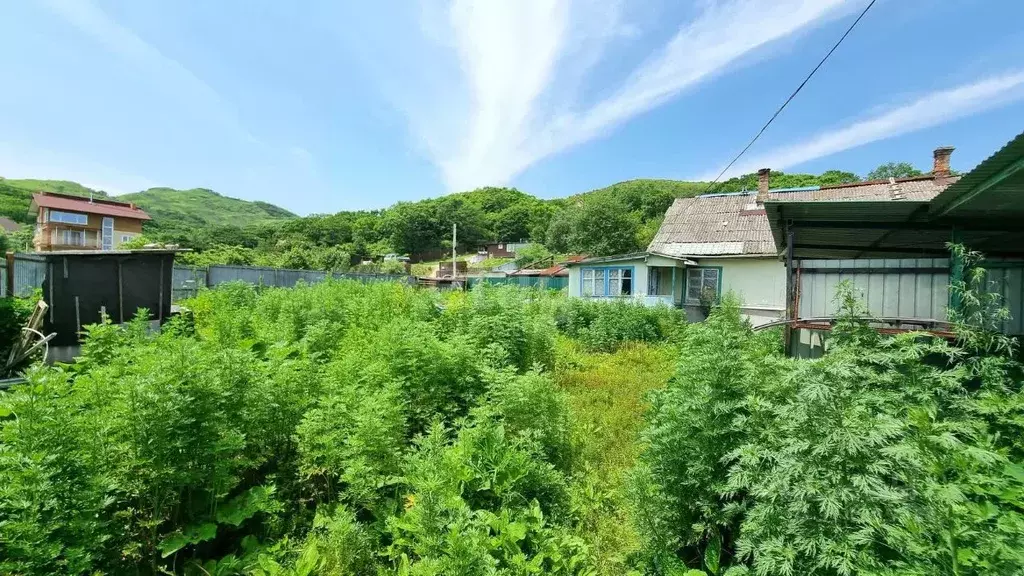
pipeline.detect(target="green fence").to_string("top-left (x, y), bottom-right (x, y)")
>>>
top-left (466, 276), bottom-right (568, 290)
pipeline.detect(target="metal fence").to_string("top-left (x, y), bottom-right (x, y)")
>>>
top-left (466, 276), bottom-right (568, 290)
top-left (0, 255), bottom-right (47, 297)
top-left (797, 258), bottom-right (951, 321)
top-left (985, 260), bottom-right (1024, 335)
top-left (171, 264), bottom-right (412, 301)
top-left (171, 265), bottom-right (208, 302)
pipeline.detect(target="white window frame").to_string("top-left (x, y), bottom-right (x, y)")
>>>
top-left (121, 234), bottom-right (133, 243)
top-left (101, 217), bottom-right (114, 250)
top-left (686, 267), bottom-right (721, 304)
top-left (581, 266), bottom-right (633, 298)
top-left (49, 210), bottom-right (89, 225)
top-left (61, 229), bottom-right (86, 246)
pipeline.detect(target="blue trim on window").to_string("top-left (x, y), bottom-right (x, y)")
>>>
top-left (580, 265), bottom-right (635, 297)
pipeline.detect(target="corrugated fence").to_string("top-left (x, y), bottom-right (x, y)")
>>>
top-left (796, 257), bottom-right (1024, 335)
top-left (797, 258), bottom-right (951, 321)
top-left (0, 255), bottom-right (47, 297)
top-left (986, 260), bottom-right (1024, 336)
top-left (171, 264), bottom-right (411, 301)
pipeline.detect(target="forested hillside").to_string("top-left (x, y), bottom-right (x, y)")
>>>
top-left (163, 169), bottom-right (867, 268)
top-left (0, 178), bottom-right (109, 224)
top-left (3, 162), bottom-right (911, 265)
top-left (118, 187), bottom-right (297, 237)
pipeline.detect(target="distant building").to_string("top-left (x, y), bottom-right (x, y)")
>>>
top-left (29, 192), bottom-right (150, 252)
top-left (0, 216), bottom-right (21, 233)
top-left (482, 240), bottom-right (530, 259)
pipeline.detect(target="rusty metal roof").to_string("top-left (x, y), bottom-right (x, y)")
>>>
top-left (773, 175), bottom-right (957, 202)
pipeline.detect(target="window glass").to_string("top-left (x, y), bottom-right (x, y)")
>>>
top-left (62, 229), bottom-right (86, 246)
top-left (687, 269), bottom-right (703, 301)
top-left (582, 269), bottom-right (595, 296)
top-left (608, 269), bottom-right (622, 296)
top-left (593, 269), bottom-right (606, 297)
top-left (621, 269), bottom-right (632, 296)
top-left (50, 210), bottom-right (89, 225)
top-left (102, 217), bottom-right (114, 250)
top-left (687, 268), bottom-right (720, 303)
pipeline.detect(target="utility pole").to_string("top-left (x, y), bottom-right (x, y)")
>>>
top-left (452, 223), bottom-right (457, 280)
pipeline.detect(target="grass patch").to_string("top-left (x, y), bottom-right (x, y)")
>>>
top-left (556, 336), bottom-right (677, 576)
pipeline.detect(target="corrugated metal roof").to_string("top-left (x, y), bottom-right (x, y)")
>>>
top-left (930, 130), bottom-right (1024, 218)
top-left (650, 175), bottom-right (956, 257)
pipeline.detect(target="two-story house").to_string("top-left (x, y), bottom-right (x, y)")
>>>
top-left (29, 192), bottom-right (150, 252)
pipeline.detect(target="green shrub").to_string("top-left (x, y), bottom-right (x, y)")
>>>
top-left (635, 279), bottom-right (1024, 576)
top-left (0, 293), bottom-right (38, 375)
top-left (554, 298), bottom-right (685, 352)
top-left (385, 420), bottom-right (588, 575)
top-left (296, 380), bottom-right (406, 509)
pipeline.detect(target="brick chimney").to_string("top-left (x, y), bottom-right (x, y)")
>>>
top-left (756, 168), bottom-right (770, 203)
top-left (933, 146), bottom-right (954, 178)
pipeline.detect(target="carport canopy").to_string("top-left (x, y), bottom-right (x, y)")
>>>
top-left (766, 131), bottom-right (1024, 259)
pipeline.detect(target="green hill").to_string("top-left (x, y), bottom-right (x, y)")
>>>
top-left (118, 187), bottom-right (297, 233)
top-left (0, 178), bottom-right (297, 234)
top-left (0, 178), bottom-right (109, 224)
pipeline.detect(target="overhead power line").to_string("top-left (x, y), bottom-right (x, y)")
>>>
top-left (703, 0), bottom-right (878, 193)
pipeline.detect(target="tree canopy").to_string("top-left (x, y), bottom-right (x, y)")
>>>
top-left (867, 161), bottom-right (923, 180)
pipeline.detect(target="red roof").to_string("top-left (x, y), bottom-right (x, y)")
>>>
top-left (32, 192), bottom-right (151, 221)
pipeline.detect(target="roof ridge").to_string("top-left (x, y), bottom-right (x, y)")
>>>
top-left (36, 191), bottom-right (135, 208)
top-left (819, 175), bottom-right (943, 190)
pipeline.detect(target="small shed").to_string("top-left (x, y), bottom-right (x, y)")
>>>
top-left (38, 250), bottom-right (178, 347)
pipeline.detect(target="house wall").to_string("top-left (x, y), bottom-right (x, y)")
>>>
top-left (568, 258), bottom-right (652, 302)
top-left (33, 208), bottom-right (144, 251)
top-left (684, 256), bottom-right (786, 326)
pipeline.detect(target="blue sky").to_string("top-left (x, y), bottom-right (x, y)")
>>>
top-left (2, 0), bottom-right (1023, 215)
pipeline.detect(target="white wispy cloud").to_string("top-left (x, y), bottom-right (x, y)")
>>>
top-left (399, 0), bottom-right (851, 190)
top-left (31, 0), bottom-right (327, 206)
top-left (704, 70), bottom-right (1024, 179)
top-left (41, 0), bottom-right (226, 110)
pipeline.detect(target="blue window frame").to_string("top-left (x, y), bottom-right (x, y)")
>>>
top-left (581, 266), bottom-right (634, 297)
